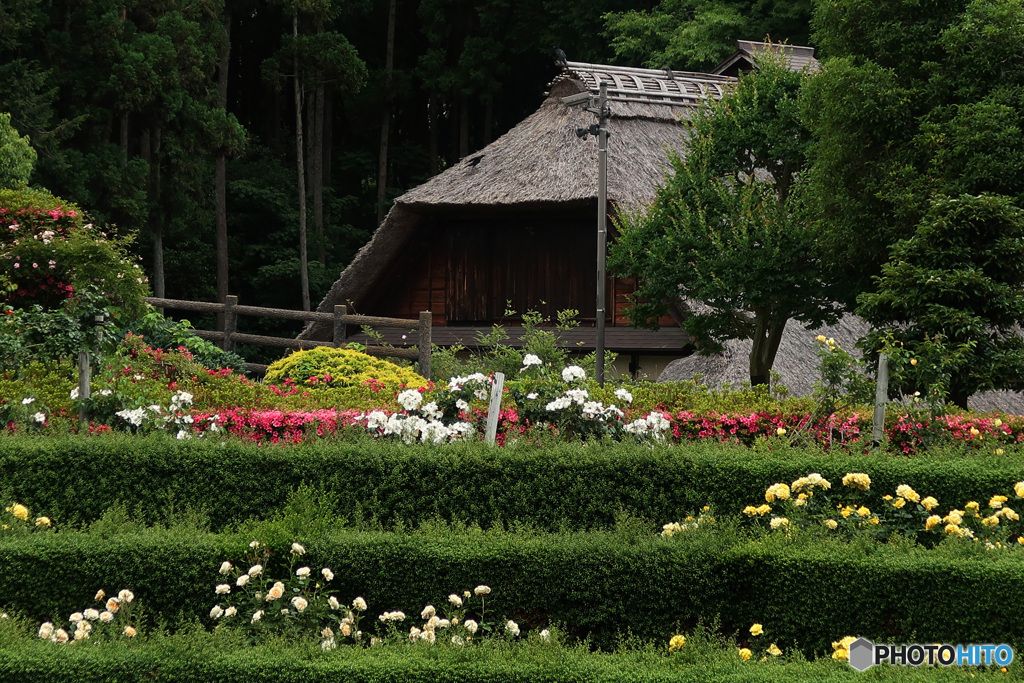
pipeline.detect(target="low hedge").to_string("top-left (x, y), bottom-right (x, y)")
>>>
top-left (1, 435), bottom-right (1023, 531)
top-left (0, 632), bottom-right (991, 683)
top-left (2, 527), bottom-right (1023, 655)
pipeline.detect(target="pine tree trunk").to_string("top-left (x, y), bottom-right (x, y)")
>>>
top-left (428, 95), bottom-right (439, 175)
top-left (312, 84), bottom-right (325, 265)
top-left (376, 0), bottom-right (396, 224)
top-left (294, 10), bottom-right (310, 312)
top-left (152, 127), bottom-right (165, 299)
top-left (459, 94), bottom-right (469, 158)
top-left (216, 9), bottom-right (231, 332)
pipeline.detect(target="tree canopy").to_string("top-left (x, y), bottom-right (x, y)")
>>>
top-left (609, 59), bottom-right (839, 385)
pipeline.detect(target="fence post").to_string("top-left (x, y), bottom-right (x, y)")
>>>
top-left (872, 353), bottom-right (889, 447)
top-left (223, 295), bottom-right (238, 352)
top-left (333, 305), bottom-right (348, 348)
top-left (417, 310), bottom-right (431, 379)
top-left (77, 315), bottom-right (105, 431)
top-left (77, 351), bottom-right (91, 430)
top-left (485, 372), bottom-right (505, 446)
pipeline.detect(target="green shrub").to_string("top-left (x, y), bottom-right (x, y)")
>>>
top-left (265, 347), bottom-right (427, 392)
top-left (109, 309), bottom-right (247, 374)
top-left (0, 187), bottom-right (149, 318)
top-left (2, 435), bottom-right (1023, 533)
top-left (0, 624), bottom-right (982, 682)
top-left (3, 526), bottom-right (1024, 655)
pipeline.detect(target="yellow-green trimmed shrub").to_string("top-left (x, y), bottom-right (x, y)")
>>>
top-left (264, 347), bottom-right (427, 392)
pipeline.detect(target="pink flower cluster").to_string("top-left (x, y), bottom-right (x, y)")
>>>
top-left (669, 410), bottom-right (865, 447)
top-left (193, 408), bottom-right (365, 443)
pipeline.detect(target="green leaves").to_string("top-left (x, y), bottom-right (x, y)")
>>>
top-left (610, 59), bottom-right (839, 381)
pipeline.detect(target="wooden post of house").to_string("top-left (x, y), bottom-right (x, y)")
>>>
top-left (418, 310), bottom-right (431, 379)
top-left (872, 353), bottom-right (889, 446)
top-left (223, 295), bottom-right (238, 352)
top-left (333, 305), bottom-right (347, 347)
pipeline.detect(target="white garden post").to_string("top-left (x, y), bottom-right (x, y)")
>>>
top-left (485, 372), bottom-right (506, 446)
top-left (872, 353), bottom-right (889, 446)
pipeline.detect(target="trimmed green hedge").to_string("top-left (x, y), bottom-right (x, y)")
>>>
top-left (0, 633), bottom-right (990, 683)
top-left (2, 528), bottom-right (1023, 655)
top-left (2, 435), bottom-right (1023, 531)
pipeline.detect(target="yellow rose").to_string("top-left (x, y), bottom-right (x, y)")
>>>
top-left (994, 419), bottom-right (1003, 428)
top-left (892, 497), bottom-right (907, 509)
top-left (910, 358), bottom-right (918, 366)
top-left (966, 501), bottom-right (981, 512)
top-left (920, 497), bottom-right (938, 511)
top-left (857, 506), bottom-right (871, 517)
top-left (895, 485), bottom-right (920, 503)
top-left (743, 506), bottom-right (760, 517)
top-left (925, 515), bottom-right (942, 530)
top-left (756, 504), bottom-right (772, 516)
top-left (750, 623), bottom-right (764, 637)
top-left (815, 335), bottom-right (827, 343)
top-left (34, 516), bottom-right (51, 527)
top-left (997, 449), bottom-right (1005, 456)
top-left (767, 643), bottom-right (782, 657)
top-left (842, 473), bottom-right (871, 491)
top-left (1001, 508), bottom-right (1019, 522)
top-left (990, 495), bottom-right (1008, 509)
top-left (776, 427), bottom-right (787, 436)
top-left (824, 519), bottom-right (839, 530)
top-left (669, 634), bottom-right (686, 652)
top-left (982, 515), bottom-right (1000, 527)
top-left (6, 503), bottom-right (29, 521)
top-left (765, 483), bottom-right (790, 503)
top-left (738, 648), bottom-right (752, 661)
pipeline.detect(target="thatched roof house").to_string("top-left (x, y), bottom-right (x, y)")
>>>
top-left (300, 55), bottom-right (756, 376)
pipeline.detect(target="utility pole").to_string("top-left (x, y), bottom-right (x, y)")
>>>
top-left (595, 82), bottom-right (609, 386)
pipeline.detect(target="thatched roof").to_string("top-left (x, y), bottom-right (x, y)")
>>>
top-left (713, 40), bottom-right (819, 77)
top-left (300, 61), bottom-right (735, 342)
top-left (658, 315), bottom-right (1024, 414)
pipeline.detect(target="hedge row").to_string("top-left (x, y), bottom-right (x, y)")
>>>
top-left (0, 635), bottom-right (989, 683)
top-left (1, 435), bottom-right (1022, 531)
top-left (2, 528), bottom-right (1023, 655)
top-left (0, 635), bottom-right (1002, 682)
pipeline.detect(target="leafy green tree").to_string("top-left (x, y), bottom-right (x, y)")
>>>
top-left (609, 60), bottom-right (839, 385)
top-left (0, 113), bottom-right (36, 189)
top-left (804, 0), bottom-right (1024, 305)
top-left (604, 0), bottom-right (813, 71)
top-left (857, 194), bottom-right (1024, 409)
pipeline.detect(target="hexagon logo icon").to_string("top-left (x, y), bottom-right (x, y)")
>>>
top-left (848, 638), bottom-right (875, 671)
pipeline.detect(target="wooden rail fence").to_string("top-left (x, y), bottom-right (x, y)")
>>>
top-left (144, 296), bottom-right (431, 378)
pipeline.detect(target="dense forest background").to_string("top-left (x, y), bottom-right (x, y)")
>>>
top-left (0, 0), bottom-right (814, 322)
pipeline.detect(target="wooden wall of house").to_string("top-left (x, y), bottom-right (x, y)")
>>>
top-left (373, 209), bottom-right (676, 328)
